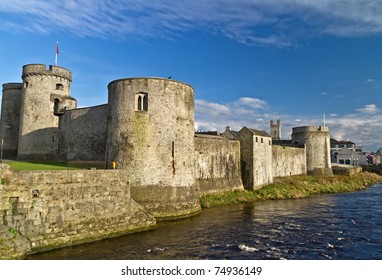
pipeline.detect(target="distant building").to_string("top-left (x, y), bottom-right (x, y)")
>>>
top-left (330, 138), bottom-right (367, 166)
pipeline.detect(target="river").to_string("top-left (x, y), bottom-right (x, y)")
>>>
top-left (28, 183), bottom-right (382, 260)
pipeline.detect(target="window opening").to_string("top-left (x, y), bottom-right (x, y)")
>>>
top-left (56, 83), bottom-right (64, 90)
top-left (135, 93), bottom-right (148, 111)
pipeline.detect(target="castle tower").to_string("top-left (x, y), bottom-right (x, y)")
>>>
top-left (17, 64), bottom-right (77, 161)
top-left (270, 119), bottom-right (281, 140)
top-left (0, 83), bottom-right (23, 158)
top-left (105, 77), bottom-right (200, 219)
top-left (292, 126), bottom-right (332, 176)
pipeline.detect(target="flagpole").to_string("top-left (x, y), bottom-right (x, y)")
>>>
top-left (55, 41), bottom-right (59, 66)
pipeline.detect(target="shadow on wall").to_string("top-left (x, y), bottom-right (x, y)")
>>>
top-left (17, 127), bottom-right (62, 161)
top-left (59, 104), bottom-right (108, 162)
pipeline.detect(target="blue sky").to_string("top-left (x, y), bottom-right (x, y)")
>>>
top-left (1, 0), bottom-right (382, 151)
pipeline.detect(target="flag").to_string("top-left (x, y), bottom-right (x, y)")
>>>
top-left (55, 41), bottom-right (59, 66)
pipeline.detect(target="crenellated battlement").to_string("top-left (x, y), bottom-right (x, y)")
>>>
top-left (22, 64), bottom-right (72, 81)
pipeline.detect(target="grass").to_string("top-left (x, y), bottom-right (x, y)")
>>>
top-left (3, 160), bottom-right (104, 171)
top-left (200, 172), bottom-right (382, 208)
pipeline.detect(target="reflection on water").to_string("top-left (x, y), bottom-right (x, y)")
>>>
top-left (28, 183), bottom-right (382, 260)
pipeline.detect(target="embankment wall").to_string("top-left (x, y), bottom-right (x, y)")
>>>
top-left (194, 135), bottom-right (243, 194)
top-left (0, 168), bottom-right (155, 259)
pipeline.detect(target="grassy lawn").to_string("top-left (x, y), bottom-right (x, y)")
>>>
top-left (3, 160), bottom-right (104, 171)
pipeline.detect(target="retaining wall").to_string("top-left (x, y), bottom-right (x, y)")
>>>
top-left (0, 168), bottom-right (155, 258)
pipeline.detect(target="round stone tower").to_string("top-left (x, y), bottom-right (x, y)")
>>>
top-left (106, 77), bottom-right (200, 219)
top-left (17, 64), bottom-right (77, 161)
top-left (0, 83), bottom-right (23, 158)
top-left (292, 126), bottom-right (332, 176)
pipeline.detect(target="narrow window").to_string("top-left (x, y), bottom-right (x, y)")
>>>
top-left (54, 98), bottom-right (60, 115)
top-left (261, 138), bottom-right (263, 143)
top-left (24, 82), bottom-right (29, 88)
top-left (56, 83), bottom-right (64, 90)
top-left (255, 137), bottom-right (258, 142)
top-left (172, 141), bottom-right (175, 175)
top-left (143, 94), bottom-right (148, 111)
top-left (137, 95), bottom-right (142, 111)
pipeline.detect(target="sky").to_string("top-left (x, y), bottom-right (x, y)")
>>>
top-left (0, 0), bottom-right (381, 151)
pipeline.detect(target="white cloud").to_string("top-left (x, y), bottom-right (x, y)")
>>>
top-left (356, 104), bottom-right (380, 114)
top-left (364, 78), bottom-right (377, 83)
top-left (1, 0), bottom-right (382, 47)
top-left (235, 97), bottom-right (266, 109)
top-left (320, 92), bottom-right (329, 95)
top-left (194, 99), bottom-right (231, 117)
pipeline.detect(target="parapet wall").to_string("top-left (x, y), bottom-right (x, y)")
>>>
top-left (272, 145), bottom-right (306, 177)
top-left (194, 135), bottom-right (243, 194)
top-left (0, 168), bottom-right (156, 258)
top-left (22, 64), bottom-right (72, 81)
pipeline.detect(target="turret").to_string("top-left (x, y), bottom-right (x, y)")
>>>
top-left (105, 77), bottom-right (200, 219)
top-left (17, 64), bottom-right (77, 160)
top-left (292, 126), bottom-right (332, 176)
top-left (0, 83), bottom-right (23, 158)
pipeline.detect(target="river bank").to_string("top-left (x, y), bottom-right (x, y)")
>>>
top-left (200, 172), bottom-right (382, 208)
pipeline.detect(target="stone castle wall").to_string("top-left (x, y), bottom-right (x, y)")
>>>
top-left (194, 134), bottom-right (243, 195)
top-left (60, 104), bottom-right (108, 162)
top-left (272, 145), bottom-right (306, 177)
top-left (0, 168), bottom-right (155, 258)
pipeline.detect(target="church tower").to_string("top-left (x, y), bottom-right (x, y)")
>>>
top-left (270, 119), bottom-right (281, 140)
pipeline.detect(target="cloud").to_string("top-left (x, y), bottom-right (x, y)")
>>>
top-left (320, 92), bottom-right (329, 95)
top-left (1, 0), bottom-right (382, 47)
top-left (364, 78), bottom-right (377, 83)
top-left (194, 97), bottom-right (268, 131)
top-left (356, 104), bottom-right (380, 114)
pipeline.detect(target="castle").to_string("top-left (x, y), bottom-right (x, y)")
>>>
top-left (1, 64), bottom-right (332, 219)
top-left (0, 64), bottom-right (336, 257)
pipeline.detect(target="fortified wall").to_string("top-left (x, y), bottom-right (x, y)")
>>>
top-left (59, 104), bottom-right (108, 162)
top-left (272, 144), bottom-right (306, 177)
top-left (194, 134), bottom-right (243, 195)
